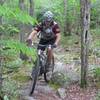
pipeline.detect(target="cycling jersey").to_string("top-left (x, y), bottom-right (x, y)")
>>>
top-left (34, 21), bottom-right (60, 40)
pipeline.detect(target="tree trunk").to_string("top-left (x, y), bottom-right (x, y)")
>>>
top-left (28, 0), bottom-right (34, 31)
top-left (19, 0), bottom-right (25, 42)
top-left (63, 0), bottom-right (72, 36)
top-left (29, 0), bottom-right (34, 17)
top-left (0, 0), bottom-right (5, 24)
top-left (80, 0), bottom-right (91, 88)
top-left (0, 16), bottom-right (2, 25)
top-left (0, 0), bottom-right (4, 96)
top-left (19, 0), bottom-right (27, 60)
top-left (63, 0), bottom-right (67, 36)
top-left (0, 57), bottom-right (3, 98)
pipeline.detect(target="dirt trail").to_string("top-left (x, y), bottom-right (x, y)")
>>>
top-left (19, 46), bottom-right (98, 100)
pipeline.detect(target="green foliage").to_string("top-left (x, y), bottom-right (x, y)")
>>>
top-left (90, 29), bottom-right (100, 50)
top-left (0, 25), bottom-right (5, 34)
top-left (49, 82), bottom-right (60, 90)
top-left (0, 39), bottom-right (37, 61)
top-left (61, 34), bottom-right (79, 47)
top-left (91, 0), bottom-right (100, 28)
top-left (4, 95), bottom-right (9, 100)
top-left (93, 68), bottom-right (100, 80)
top-left (4, 95), bottom-right (10, 100)
top-left (0, 39), bottom-right (37, 78)
top-left (12, 73), bottom-right (31, 83)
top-left (35, 0), bottom-right (64, 24)
top-left (67, 0), bottom-right (80, 22)
top-left (0, 24), bottom-right (19, 36)
top-left (93, 40), bottom-right (100, 50)
top-left (96, 91), bottom-right (100, 100)
top-left (5, 58), bottom-right (23, 69)
top-left (0, 5), bottom-right (38, 25)
top-left (2, 78), bottom-right (19, 100)
top-left (91, 28), bottom-right (100, 37)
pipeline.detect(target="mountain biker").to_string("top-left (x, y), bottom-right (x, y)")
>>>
top-left (26, 11), bottom-right (61, 70)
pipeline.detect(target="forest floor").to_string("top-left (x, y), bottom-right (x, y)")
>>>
top-left (19, 44), bottom-right (99, 100)
top-left (19, 79), bottom-right (97, 100)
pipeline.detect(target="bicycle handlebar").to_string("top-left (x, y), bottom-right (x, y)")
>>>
top-left (38, 44), bottom-right (56, 48)
top-left (32, 42), bottom-right (56, 49)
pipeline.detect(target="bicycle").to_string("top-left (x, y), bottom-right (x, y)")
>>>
top-left (30, 43), bottom-right (56, 95)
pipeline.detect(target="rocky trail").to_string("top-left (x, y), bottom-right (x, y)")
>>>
top-left (20, 78), bottom-right (97, 100)
top-left (19, 46), bottom-right (99, 100)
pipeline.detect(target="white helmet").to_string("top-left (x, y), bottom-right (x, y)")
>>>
top-left (43, 11), bottom-right (54, 22)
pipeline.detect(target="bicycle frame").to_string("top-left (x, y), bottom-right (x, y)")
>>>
top-left (30, 44), bottom-right (55, 95)
top-left (37, 45), bottom-right (51, 72)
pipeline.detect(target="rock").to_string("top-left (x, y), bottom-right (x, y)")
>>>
top-left (54, 62), bottom-right (68, 72)
top-left (57, 88), bottom-right (66, 99)
top-left (35, 85), bottom-right (54, 94)
top-left (66, 70), bottom-right (80, 83)
top-left (20, 96), bottom-right (36, 100)
top-left (19, 88), bottom-right (30, 96)
top-left (53, 62), bottom-right (80, 85)
top-left (19, 88), bottom-right (36, 100)
top-left (51, 71), bottom-right (70, 87)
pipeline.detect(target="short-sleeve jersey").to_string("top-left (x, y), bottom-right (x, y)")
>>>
top-left (34, 21), bottom-right (60, 40)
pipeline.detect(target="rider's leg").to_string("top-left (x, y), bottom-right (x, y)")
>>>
top-left (46, 38), bottom-right (55, 67)
top-left (47, 47), bottom-right (53, 65)
top-left (38, 38), bottom-right (55, 71)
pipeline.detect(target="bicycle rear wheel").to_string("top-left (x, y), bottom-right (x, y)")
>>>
top-left (30, 57), bottom-right (40, 95)
top-left (44, 56), bottom-right (54, 83)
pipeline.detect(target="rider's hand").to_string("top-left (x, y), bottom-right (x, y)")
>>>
top-left (53, 43), bottom-right (57, 48)
top-left (26, 39), bottom-right (32, 46)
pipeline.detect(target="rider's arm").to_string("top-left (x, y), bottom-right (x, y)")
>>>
top-left (27, 23), bottom-right (42, 40)
top-left (55, 33), bottom-right (61, 46)
top-left (54, 23), bottom-right (61, 46)
top-left (27, 30), bottom-right (37, 40)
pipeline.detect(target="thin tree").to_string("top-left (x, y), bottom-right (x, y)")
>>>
top-left (63, 0), bottom-right (73, 36)
top-left (19, 0), bottom-right (25, 43)
top-left (19, 0), bottom-right (27, 60)
top-left (0, 0), bottom-right (4, 97)
top-left (28, 0), bottom-right (34, 30)
top-left (80, 0), bottom-right (91, 88)
top-left (0, 57), bottom-right (3, 99)
top-left (29, 0), bottom-right (34, 17)
top-left (0, 0), bottom-right (5, 24)
top-left (63, 0), bottom-right (67, 36)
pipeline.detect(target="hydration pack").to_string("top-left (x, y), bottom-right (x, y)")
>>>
top-left (40, 21), bottom-right (56, 40)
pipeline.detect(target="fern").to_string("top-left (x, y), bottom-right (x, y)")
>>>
top-left (0, 24), bottom-right (19, 36)
top-left (0, 40), bottom-right (37, 61)
top-left (93, 68), bottom-right (100, 79)
top-left (0, 5), bottom-right (38, 25)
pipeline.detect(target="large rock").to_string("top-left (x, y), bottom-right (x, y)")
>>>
top-left (51, 62), bottom-right (80, 87)
top-left (51, 71), bottom-right (70, 87)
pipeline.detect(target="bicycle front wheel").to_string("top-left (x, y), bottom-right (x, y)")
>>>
top-left (30, 57), bottom-right (40, 95)
top-left (44, 56), bottom-right (54, 83)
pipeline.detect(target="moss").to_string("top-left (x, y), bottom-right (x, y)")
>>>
top-left (12, 73), bottom-right (30, 83)
top-left (49, 81), bottom-right (60, 90)
top-left (95, 82), bottom-right (100, 89)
